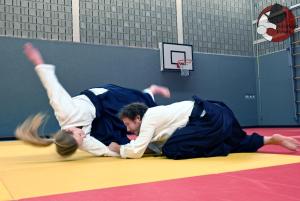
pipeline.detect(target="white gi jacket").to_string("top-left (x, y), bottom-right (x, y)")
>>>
top-left (120, 101), bottom-right (196, 158)
top-left (35, 64), bottom-right (154, 157)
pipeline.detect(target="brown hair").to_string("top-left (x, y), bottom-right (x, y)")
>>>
top-left (119, 102), bottom-right (148, 120)
top-left (15, 113), bottom-right (78, 157)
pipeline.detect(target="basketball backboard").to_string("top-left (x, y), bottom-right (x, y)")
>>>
top-left (159, 42), bottom-right (193, 71)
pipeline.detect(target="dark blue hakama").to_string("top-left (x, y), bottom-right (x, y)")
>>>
top-left (162, 96), bottom-right (264, 159)
top-left (81, 84), bottom-right (157, 145)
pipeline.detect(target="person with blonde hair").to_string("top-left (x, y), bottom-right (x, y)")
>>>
top-left (16, 43), bottom-right (171, 157)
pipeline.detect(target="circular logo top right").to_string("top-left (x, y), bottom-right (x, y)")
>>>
top-left (257, 3), bottom-right (296, 42)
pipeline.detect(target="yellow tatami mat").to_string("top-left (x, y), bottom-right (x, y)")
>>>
top-left (0, 180), bottom-right (11, 201)
top-left (1, 140), bottom-right (300, 200)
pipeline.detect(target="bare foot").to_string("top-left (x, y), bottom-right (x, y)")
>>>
top-left (149, 85), bottom-right (171, 98)
top-left (268, 134), bottom-right (300, 151)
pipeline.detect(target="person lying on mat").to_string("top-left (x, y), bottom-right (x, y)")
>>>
top-left (15, 43), bottom-right (171, 157)
top-left (108, 97), bottom-right (300, 159)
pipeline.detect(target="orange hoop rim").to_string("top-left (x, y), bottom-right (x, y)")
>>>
top-left (176, 59), bottom-right (192, 68)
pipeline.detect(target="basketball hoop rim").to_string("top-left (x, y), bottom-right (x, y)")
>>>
top-left (176, 59), bottom-right (193, 69)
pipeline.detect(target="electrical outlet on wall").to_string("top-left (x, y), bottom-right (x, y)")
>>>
top-left (245, 94), bottom-right (256, 100)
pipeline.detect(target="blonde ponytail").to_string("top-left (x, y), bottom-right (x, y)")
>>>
top-left (15, 113), bottom-right (78, 157)
top-left (15, 113), bottom-right (53, 146)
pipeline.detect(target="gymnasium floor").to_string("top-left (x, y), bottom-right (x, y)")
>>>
top-left (0, 128), bottom-right (299, 201)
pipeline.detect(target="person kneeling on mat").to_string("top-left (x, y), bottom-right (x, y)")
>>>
top-left (108, 97), bottom-right (300, 159)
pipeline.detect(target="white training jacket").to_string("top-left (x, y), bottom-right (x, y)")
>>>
top-left (120, 101), bottom-right (195, 158)
top-left (35, 64), bottom-right (153, 157)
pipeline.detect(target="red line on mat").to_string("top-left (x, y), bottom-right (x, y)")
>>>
top-left (22, 162), bottom-right (300, 201)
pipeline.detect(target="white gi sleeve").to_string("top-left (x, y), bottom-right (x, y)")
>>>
top-left (81, 135), bottom-right (120, 157)
top-left (120, 113), bottom-right (156, 159)
top-left (35, 64), bottom-right (81, 126)
top-left (143, 88), bottom-right (155, 101)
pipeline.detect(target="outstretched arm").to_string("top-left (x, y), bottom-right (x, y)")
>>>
top-left (23, 43), bottom-right (79, 127)
top-left (82, 136), bottom-right (120, 157)
top-left (143, 84), bottom-right (171, 101)
top-left (149, 84), bottom-right (171, 98)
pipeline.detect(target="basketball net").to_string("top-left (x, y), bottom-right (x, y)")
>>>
top-left (176, 59), bottom-right (192, 77)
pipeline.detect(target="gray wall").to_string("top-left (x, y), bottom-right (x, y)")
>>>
top-left (256, 50), bottom-right (299, 126)
top-left (252, 1), bottom-right (300, 125)
top-left (0, 36), bottom-right (257, 137)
